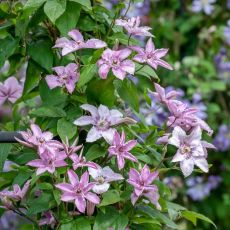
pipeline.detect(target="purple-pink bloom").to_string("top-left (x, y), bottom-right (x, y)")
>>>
top-left (108, 131), bottom-right (137, 170)
top-left (191, 0), bottom-right (216, 15)
top-left (54, 29), bottom-right (107, 56)
top-left (0, 76), bottom-right (23, 105)
top-left (74, 104), bottom-right (136, 143)
top-left (27, 150), bottom-right (67, 175)
top-left (115, 16), bottom-right (153, 37)
top-left (55, 170), bottom-right (100, 213)
top-left (131, 38), bottom-right (173, 70)
top-left (97, 48), bottom-right (135, 80)
top-left (39, 211), bottom-right (56, 227)
top-left (62, 137), bottom-right (82, 156)
top-left (45, 63), bottom-right (79, 94)
top-left (127, 165), bottom-right (160, 208)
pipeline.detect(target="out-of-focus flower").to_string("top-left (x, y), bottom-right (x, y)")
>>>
top-left (45, 63), bottom-right (79, 94)
top-left (0, 60), bottom-right (10, 75)
top-left (227, 0), bottom-right (230, 9)
top-left (127, 165), bottom-right (160, 208)
top-left (54, 29), bottom-right (107, 56)
top-left (97, 48), bottom-right (135, 80)
top-left (27, 150), bottom-right (67, 175)
top-left (108, 131), bottom-right (137, 170)
top-left (169, 126), bottom-right (215, 177)
top-left (56, 170), bottom-right (100, 213)
top-left (224, 20), bottom-right (230, 46)
top-left (39, 211), bottom-right (56, 228)
top-left (115, 16), bottom-right (153, 37)
top-left (88, 166), bottom-right (123, 194)
top-left (0, 77), bottom-right (23, 105)
top-left (131, 38), bottom-right (173, 70)
top-left (191, 0), bottom-right (216, 15)
top-left (213, 125), bottom-right (230, 151)
top-left (74, 104), bottom-right (136, 143)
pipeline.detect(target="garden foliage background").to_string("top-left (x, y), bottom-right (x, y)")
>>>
top-left (0, 0), bottom-right (229, 229)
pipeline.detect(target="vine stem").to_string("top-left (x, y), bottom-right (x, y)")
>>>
top-left (123, 0), bottom-right (132, 18)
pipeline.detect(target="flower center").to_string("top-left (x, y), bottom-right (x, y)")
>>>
top-left (96, 119), bottom-right (110, 130)
top-left (181, 145), bottom-right (191, 155)
top-left (97, 176), bottom-right (105, 184)
top-left (38, 137), bottom-right (45, 144)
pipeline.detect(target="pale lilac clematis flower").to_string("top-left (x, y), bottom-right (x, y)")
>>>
top-left (131, 38), bottom-right (173, 70)
top-left (115, 16), bottom-right (153, 37)
top-left (55, 170), bottom-right (100, 213)
top-left (45, 63), bottom-right (79, 94)
top-left (97, 48), bottom-right (135, 80)
top-left (168, 126), bottom-right (215, 177)
top-left (74, 104), bottom-right (136, 143)
top-left (16, 124), bottom-right (63, 154)
top-left (191, 0), bottom-right (216, 15)
top-left (54, 29), bottom-right (107, 56)
top-left (88, 166), bottom-right (123, 194)
top-left (127, 165), bottom-right (160, 208)
top-left (108, 131), bottom-right (137, 170)
top-left (27, 150), bottom-right (67, 175)
top-left (0, 77), bottom-right (23, 105)
top-left (39, 211), bottom-right (56, 227)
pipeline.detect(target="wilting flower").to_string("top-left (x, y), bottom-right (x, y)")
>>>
top-left (131, 38), bottom-right (173, 70)
top-left (45, 63), bottom-right (79, 94)
top-left (69, 148), bottom-right (98, 170)
top-left (168, 126), bottom-right (215, 177)
top-left (74, 104), bottom-right (136, 143)
top-left (16, 124), bottom-right (63, 154)
top-left (55, 170), bottom-right (100, 213)
top-left (115, 17), bottom-right (153, 37)
top-left (127, 165), bottom-right (160, 208)
top-left (27, 150), bottom-right (67, 175)
top-left (224, 20), bottom-right (230, 46)
top-left (54, 29), bottom-right (107, 56)
top-left (97, 48), bottom-right (135, 80)
top-left (39, 211), bottom-right (56, 227)
top-left (108, 131), bottom-right (137, 170)
top-left (88, 166), bottom-right (123, 194)
top-left (0, 77), bottom-right (23, 105)
top-left (191, 0), bottom-right (216, 15)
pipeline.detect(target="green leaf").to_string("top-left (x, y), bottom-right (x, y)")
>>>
top-left (57, 118), bottom-right (77, 141)
top-left (94, 207), bottom-right (128, 230)
top-left (114, 79), bottom-right (139, 111)
top-left (56, 1), bottom-right (81, 36)
top-left (24, 0), bottom-right (46, 10)
top-left (181, 210), bottom-right (216, 228)
top-left (0, 144), bottom-right (12, 171)
top-left (10, 150), bottom-right (37, 165)
top-left (135, 63), bottom-right (159, 80)
top-left (13, 171), bottom-right (32, 187)
top-left (60, 218), bottom-right (91, 230)
top-left (44, 0), bottom-right (66, 23)
top-left (85, 145), bottom-right (106, 161)
top-left (23, 60), bottom-right (41, 95)
top-left (0, 171), bottom-right (18, 189)
top-left (77, 64), bottom-right (97, 87)
top-left (70, 0), bottom-right (91, 10)
top-left (30, 106), bottom-right (66, 117)
top-left (99, 190), bottom-right (121, 207)
top-left (28, 39), bottom-right (53, 72)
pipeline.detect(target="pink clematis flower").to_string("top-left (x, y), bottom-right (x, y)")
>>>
top-left (0, 76), bottom-right (23, 105)
top-left (88, 166), bottom-right (123, 194)
top-left (115, 16), bottom-right (153, 37)
top-left (54, 29), bottom-right (107, 56)
top-left (131, 38), bottom-right (173, 70)
top-left (27, 150), bottom-right (67, 175)
top-left (62, 137), bottom-right (82, 156)
top-left (108, 131), bottom-right (137, 170)
top-left (168, 126), bottom-right (215, 177)
top-left (16, 124), bottom-right (63, 154)
top-left (39, 211), bottom-right (56, 227)
top-left (97, 48), bottom-right (135, 80)
top-left (127, 165), bottom-right (160, 208)
top-left (45, 63), bottom-right (79, 94)
top-left (69, 148), bottom-right (98, 170)
top-left (74, 104), bottom-right (136, 143)
top-left (55, 170), bottom-right (100, 213)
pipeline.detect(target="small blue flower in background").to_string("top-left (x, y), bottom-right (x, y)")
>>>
top-left (191, 0), bottom-right (216, 15)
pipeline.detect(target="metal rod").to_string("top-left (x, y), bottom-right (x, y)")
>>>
top-left (0, 132), bottom-right (22, 143)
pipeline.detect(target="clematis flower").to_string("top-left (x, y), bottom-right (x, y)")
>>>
top-left (115, 16), bottom-right (153, 37)
top-left (74, 104), bottom-right (136, 143)
top-left (108, 131), bottom-right (137, 170)
top-left (69, 148), bottom-right (98, 170)
top-left (45, 63), bottom-right (79, 94)
top-left (88, 166), bottom-right (123, 194)
top-left (0, 76), bottom-right (23, 105)
top-left (54, 29), bottom-right (107, 56)
top-left (97, 48), bottom-right (135, 80)
top-left (191, 0), bottom-right (216, 15)
top-left (16, 124), bottom-right (63, 154)
top-left (55, 170), bottom-right (100, 213)
top-left (131, 38), bottom-right (173, 70)
top-left (27, 150), bottom-right (67, 175)
top-left (127, 165), bottom-right (160, 208)
top-left (39, 211), bottom-right (56, 227)
top-left (168, 126), bottom-right (215, 177)
top-left (62, 137), bottom-right (82, 156)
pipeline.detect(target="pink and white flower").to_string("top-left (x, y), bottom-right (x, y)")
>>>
top-left (39, 211), bottom-right (56, 227)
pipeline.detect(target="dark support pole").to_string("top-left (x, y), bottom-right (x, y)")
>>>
top-left (0, 132), bottom-right (22, 143)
